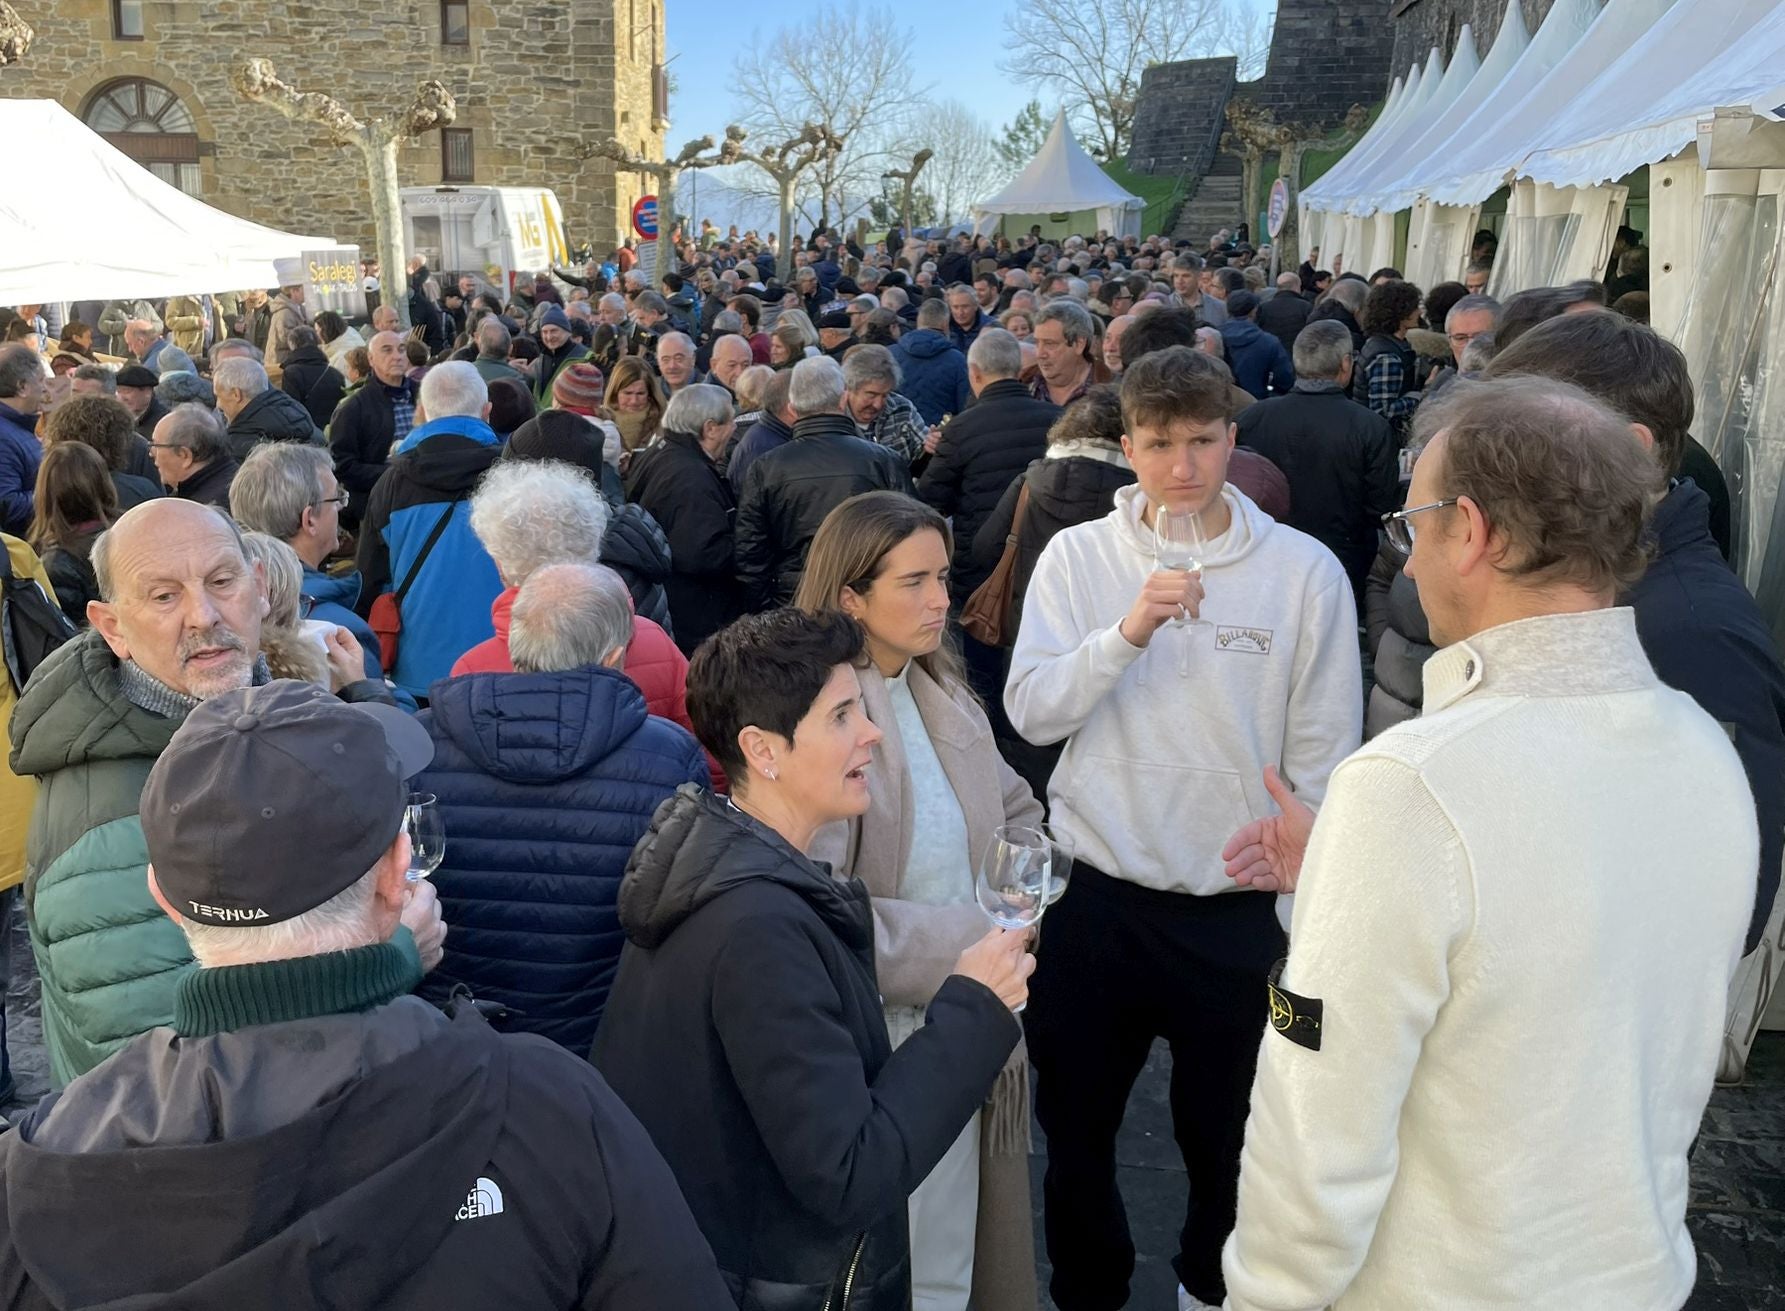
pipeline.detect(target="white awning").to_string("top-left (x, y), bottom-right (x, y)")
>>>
top-left (1302, 54), bottom-right (1436, 212)
top-left (0, 99), bottom-right (334, 303)
top-left (1336, 31), bottom-right (1483, 215)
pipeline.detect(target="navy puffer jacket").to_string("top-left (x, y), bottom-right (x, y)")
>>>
top-left (415, 665), bottom-right (709, 1053)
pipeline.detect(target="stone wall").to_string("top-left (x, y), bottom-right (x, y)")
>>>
top-left (1245, 0), bottom-right (1399, 129)
top-left (3, 0), bottom-right (665, 257)
top-left (1389, 0), bottom-right (1560, 81)
top-left (1127, 57), bottom-right (1237, 177)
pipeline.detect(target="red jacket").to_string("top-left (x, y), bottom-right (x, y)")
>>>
top-left (451, 588), bottom-right (727, 791)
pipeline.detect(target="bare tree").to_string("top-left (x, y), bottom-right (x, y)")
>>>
top-left (731, 2), bottom-right (922, 231)
top-left (0, 2), bottom-right (33, 65)
top-left (1223, 2), bottom-right (1277, 81)
top-left (740, 125), bottom-right (845, 279)
top-left (232, 61), bottom-right (454, 331)
top-left (904, 102), bottom-right (1007, 229)
top-left (584, 127), bottom-right (748, 253)
top-left (880, 149), bottom-right (933, 235)
top-left (1001, 0), bottom-right (1258, 161)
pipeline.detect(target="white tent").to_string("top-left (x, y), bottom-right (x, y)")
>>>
top-left (972, 112), bottom-right (1143, 240)
top-left (0, 99), bottom-right (335, 304)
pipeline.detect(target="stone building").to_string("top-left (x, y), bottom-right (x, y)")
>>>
top-left (1127, 0), bottom-right (1398, 244)
top-left (2, 0), bottom-right (667, 254)
top-left (1389, 0), bottom-right (1560, 78)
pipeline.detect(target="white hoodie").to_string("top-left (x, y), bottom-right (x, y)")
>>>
top-left (1006, 483), bottom-right (1362, 896)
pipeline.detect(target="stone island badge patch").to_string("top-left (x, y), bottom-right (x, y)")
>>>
top-left (1267, 958), bottom-right (1322, 1051)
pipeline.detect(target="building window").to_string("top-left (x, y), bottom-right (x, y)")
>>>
top-left (442, 128), bottom-right (474, 183)
top-left (441, 0), bottom-right (469, 45)
top-left (83, 78), bottom-right (203, 196)
top-left (113, 0), bottom-right (144, 39)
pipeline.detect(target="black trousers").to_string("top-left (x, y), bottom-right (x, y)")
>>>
top-left (1025, 865), bottom-right (1283, 1309)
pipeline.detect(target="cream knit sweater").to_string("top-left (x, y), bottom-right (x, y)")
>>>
top-left (1223, 608), bottom-right (1758, 1311)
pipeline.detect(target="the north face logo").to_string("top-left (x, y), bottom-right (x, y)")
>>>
top-left (455, 1176), bottom-right (504, 1221)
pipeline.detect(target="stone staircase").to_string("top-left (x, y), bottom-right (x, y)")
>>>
top-left (1172, 151), bottom-right (1245, 248)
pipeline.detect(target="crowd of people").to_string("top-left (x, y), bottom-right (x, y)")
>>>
top-left (0, 212), bottom-right (1776, 1311)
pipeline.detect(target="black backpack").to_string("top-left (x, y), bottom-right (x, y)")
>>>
top-left (0, 547), bottom-right (76, 695)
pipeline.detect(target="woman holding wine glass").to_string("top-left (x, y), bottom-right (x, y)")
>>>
top-left (797, 492), bottom-right (1044, 1311)
top-left (593, 608), bottom-right (1031, 1311)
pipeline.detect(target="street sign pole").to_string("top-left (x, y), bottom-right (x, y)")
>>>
top-left (633, 193), bottom-right (660, 285)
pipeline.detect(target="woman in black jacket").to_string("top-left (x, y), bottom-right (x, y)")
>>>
top-left (623, 384), bottom-right (748, 654)
top-left (593, 608), bottom-right (1030, 1311)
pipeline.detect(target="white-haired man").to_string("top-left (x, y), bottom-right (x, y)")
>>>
top-left (356, 362), bottom-right (505, 701)
top-left (8, 498), bottom-right (421, 1087)
top-left (0, 678), bottom-right (725, 1308)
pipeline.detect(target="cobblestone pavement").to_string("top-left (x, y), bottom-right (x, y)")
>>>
top-left (3, 898), bottom-right (1778, 1307)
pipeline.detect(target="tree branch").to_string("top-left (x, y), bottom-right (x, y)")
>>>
top-left (0, 1), bottom-right (33, 66)
top-left (231, 60), bottom-right (454, 147)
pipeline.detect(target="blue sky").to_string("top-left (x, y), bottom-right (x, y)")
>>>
top-left (664, 0), bottom-right (1278, 140)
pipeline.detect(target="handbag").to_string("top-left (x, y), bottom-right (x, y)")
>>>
top-left (959, 481), bottom-right (1030, 647)
top-left (368, 498), bottom-right (462, 673)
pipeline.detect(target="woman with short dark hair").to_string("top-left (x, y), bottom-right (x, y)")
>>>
top-left (1355, 278), bottom-right (1425, 434)
top-left (594, 608), bottom-right (1031, 1311)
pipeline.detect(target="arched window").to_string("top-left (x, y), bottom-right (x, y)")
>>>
top-left (83, 78), bottom-right (201, 196)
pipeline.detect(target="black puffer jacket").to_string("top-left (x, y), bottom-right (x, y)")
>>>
top-left (917, 379), bottom-right (1059, 605)
top-left (278, 345), bottom-right (332, 417)
top-left (225, 387), bottom-right (322, 463)
top-left (971, 449), bottom-right (1135, 642)
top-left (1363, 539), bottom-right (1433, 738)
top-left (734, 413), bottom-right (915, 609)
top-left (592, 787), bottom-right (1018, 1311)
top-left (625, 429), bottom-right (746, 654)
top-left (600, 502), bottom-right (676, 635)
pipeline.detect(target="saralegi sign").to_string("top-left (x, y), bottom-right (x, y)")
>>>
top-left (302, 247), bottom-right (362, 318)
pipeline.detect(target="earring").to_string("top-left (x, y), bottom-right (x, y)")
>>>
top-left (764, 767), bottom-right (778, 781)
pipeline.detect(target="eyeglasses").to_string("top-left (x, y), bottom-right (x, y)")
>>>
top-left (146, 442), bottom-right (191, 452)
top-left (1381, 499), bottom-right (1458, 554)
top-left (314, 492), bottom-right (350, 508)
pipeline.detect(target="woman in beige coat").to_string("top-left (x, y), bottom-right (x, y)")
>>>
top-left (799, 491), bottom-right (1042, 1311)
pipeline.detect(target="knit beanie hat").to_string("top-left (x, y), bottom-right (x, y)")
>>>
top-left (537, 305), bottom-right (572, 334)
top-left (551, 361), bottom-right (605, 414)
top-left (506, 409), bottom-right (605, 478)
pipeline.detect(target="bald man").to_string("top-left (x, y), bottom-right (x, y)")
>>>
top-left (328, 329), bottom-right (419, 515)
top-left (708, 334), bottom-right (754, 397)
top-left (8, 498), bottom-right (418, 1086)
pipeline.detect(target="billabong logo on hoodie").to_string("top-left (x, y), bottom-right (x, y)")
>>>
top-left (1215, 626), bottom-right (1273, 655)
top-left (455, 1177), bottom-right (505, 1221)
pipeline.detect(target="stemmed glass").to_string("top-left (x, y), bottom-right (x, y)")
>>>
top-left (975, 824), bottom-right (1051, 1011)
top-left (1153, 506), bottom-right (1209, 629)
top-left (1038, 823), bottom-right (1075, 906)
top-left (405, 792), bottom-right (446, 882)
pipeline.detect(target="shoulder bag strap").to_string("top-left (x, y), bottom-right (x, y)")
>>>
top-left (394, 498), bottom-right (462, 607)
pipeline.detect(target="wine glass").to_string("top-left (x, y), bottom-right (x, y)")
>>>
top-left (975, 825), bottom-right (1051, 1013)
top-left (1038, 823), bottom-right (1075, 906)
top-left (405, 792), bottom-right (445, 882)
top-left (1153, 506), bottom-right (1209, 629)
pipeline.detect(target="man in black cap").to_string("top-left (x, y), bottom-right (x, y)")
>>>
top-left (816, 309), bottom-right (854, 362)
top-left (115, 363), bottom-right (169, 441)
top-left (0, 680), bottom-right (729, 1310)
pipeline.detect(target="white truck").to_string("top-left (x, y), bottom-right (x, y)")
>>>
top-left (399, 186), bottom-right (573, 300)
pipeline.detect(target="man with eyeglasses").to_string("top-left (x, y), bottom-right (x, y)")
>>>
top-left (150, 404), bottom-right (238, 509)
top-left (1221, 376), bottom-right (1758, 1311)
top-left (231, 441), bottom-right (402, 694)
top-left (1427, 294), bottom-right (1502, 399)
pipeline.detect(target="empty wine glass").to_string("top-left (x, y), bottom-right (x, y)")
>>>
top-left (1038, 823), bottom-right (1075, 906)
top-left (976, 825), bottom-right (1050, 1012)
top-left (1153, 506), bottom-right (1209, 629)
top-left (405, 792), bottom-right (445, 882)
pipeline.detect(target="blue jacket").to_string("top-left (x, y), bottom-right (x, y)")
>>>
top-left (946, 310), bottom-right (989, 355)
top-left (0, 402), bottom-right (41, 536)
top-left (726, 410), bottom-right (792, 495)
top-left (415, 665), bottom-right (709, 1052)
top-left (1628, 479), bottom-right (1785, 953)
top-left (300, 564), bottom-right (418, 711)
top-left (1220, 319), bottom-right (1295, 400)
top-left (893, 329), bottom-right (972, 425)
top-left (356, 414), bottom-right (505, 700)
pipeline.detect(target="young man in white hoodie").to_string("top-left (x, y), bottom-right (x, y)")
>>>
top-left (1219, 378), bottom-right (1757, 1310)
top-left (1006, 345), bottom-right (1362, 1311)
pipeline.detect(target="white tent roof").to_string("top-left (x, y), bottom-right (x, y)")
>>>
top-left (0, 99), bottom-right (334, 303)
top-left (1304, 51), bottom-right (1439, 210)
top-left (972, 112), bottom-right (1142, 217)
top-left (1517, 0), bottom-right (1785, 187)
top-left (1370, 2), bottom-right (1533, 215)
top-left (1338, 30), bottom-right (1483, 214)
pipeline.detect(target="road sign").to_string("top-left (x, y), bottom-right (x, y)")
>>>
top-left (632, 194), bottom-right (659, 240)
top-left (1267, 177), bottom-right (1290, 239)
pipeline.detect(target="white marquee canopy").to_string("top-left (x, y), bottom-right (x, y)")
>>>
top-left (973, 112), bottom-right (1144, 240)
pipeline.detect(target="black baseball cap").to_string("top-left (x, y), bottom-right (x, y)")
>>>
top-left (142, 682), bottom-right (433, 927)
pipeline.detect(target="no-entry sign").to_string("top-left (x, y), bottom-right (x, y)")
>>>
top-left (633, 194), bottom-right (659, 240)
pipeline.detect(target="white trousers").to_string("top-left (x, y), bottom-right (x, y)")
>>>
top-left (888, 1004), bottom-right (981, 1311)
